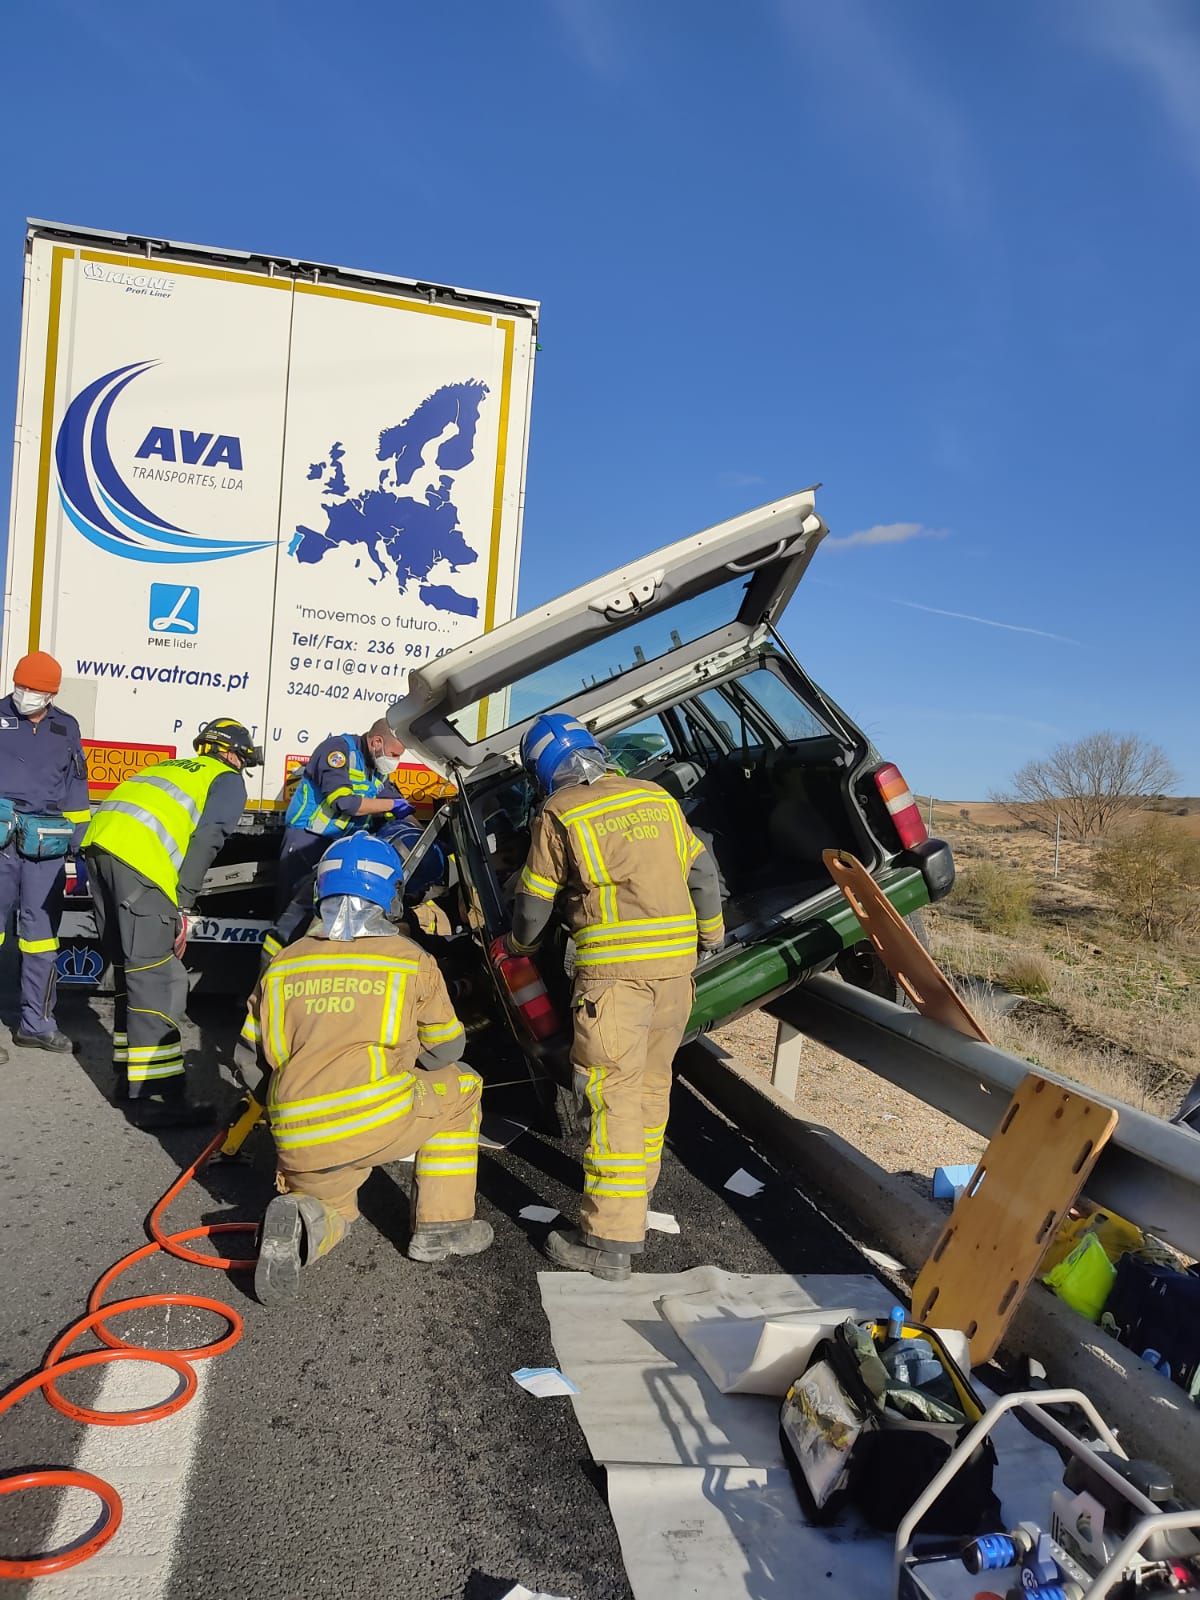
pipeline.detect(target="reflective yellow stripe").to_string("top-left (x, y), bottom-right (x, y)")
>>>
top-left (63, 808), bottom-right (91, 824)
top-left (688, 833), bottom-right (704, 861)
top-left (382, 971), bottom-right (407, 1045)
top-left (583, 1064), bottom-right (610, 1154)
top-left (270, 1070), bottom-right (415, 1119)
top-left (262, 934), bottom-right (283, 959)
top-left (584, 1176), bottom-right (646, 1196)
top-left (268, 955), bottom-right (417, 978)
top-left (417, 1018), bottom-right (465, 1046)
top-left (127, 1043), bottom-right (184, 1061)
top-left (518, 865), bottom-right (559, 901)
top-left (459, 1072), bottom-right (480, 1094)
top-left (557, 787), bottom-right (650, 822)
top-left (697, 913), bottom-right (724, 936)
top-left (0, 931), bottom-right (5, 946)
top-left (582, 821), bottom-right (619, 927)
top-left (368, 1044), bottom-right (388, 1082)
top-left (575, 939), bottom-right (697, 966)
top-left (272, 1094), bottom-right (414, 1150)
top-left (18, 936), bottom-right (59, 954)
top-left (240, 1015), bottom-right (262, 1045)
top-left (575, 914), bottom-right (696, 948)
top-left (128, 1059), bottom-right (184, 1082)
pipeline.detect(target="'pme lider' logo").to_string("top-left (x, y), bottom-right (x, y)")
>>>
top-left (55, 362), bottom-right (274, 565)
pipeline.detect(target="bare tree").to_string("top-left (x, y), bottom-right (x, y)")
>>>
top-left (994, 732), bottom-right (1178, 840)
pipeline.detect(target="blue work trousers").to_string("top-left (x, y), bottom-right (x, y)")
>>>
top-left (276, 828), bottom-right (328, 919)
top-left (0, 843), bottom-right (65, 1036)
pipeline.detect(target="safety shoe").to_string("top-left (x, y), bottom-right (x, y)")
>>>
top-left (254, 1194), bottom-right (335, 1306)
top-left (14, 1029), bottom-right (72, 1053)
top-left (130, 1097), bottom-right (217, 1129)
top-left (407, 1218), bottom-right (494, 1263)
top-left (543, 1226), bottom-right (631, 1283)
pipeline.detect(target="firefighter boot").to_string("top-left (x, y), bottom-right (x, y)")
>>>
top-left (543, 1226), bottom-right (632, 1283)
top-left (254, 1194), bottom-right (339, 1306)
top-left (407, 1219), bottom-right (494, 1263)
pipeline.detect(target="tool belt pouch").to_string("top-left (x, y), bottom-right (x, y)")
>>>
top-left (0, 798), bottom-right (15, 850)
top-left (780, 1318), bottom-right (998, 1534)
top-left (16, 811), bottom-right (73, 860)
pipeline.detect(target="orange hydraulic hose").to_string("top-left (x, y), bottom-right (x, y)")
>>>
top-left (0, 1126), bottom-right (258, 1580)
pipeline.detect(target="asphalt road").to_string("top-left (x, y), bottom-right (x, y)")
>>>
top-left (0, 975), bottom-right (872, 1600)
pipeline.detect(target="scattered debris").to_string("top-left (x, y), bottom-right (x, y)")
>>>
top-left (724, 1168), bottom-right (765, 1198)
top-left (518, 1204), bottom-right (561, 1224)
top-left (511, 1367), bottom-right (580, 1398)
top-left (646, 1211), bottom-right (680, 1234)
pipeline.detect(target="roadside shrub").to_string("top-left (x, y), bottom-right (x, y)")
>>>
top-left (1094, 816), bottom-right (1200, 942)
top-left (960, 860), bottom-right (1034, 933)
top-left (960, 864), bottom-right (1036, 934)
top-left (1002, 955), bottom-right (1052, 998)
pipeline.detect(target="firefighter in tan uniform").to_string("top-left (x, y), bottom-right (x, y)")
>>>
top-left (506, 712), bottom-right (725, 1281)
top-left (238, 832), bottom-right (492, 1305)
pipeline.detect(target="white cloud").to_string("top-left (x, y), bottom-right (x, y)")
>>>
top-left (1076, 0), bottom-right (1200, 181)
top-left (824, 521), bottom-right (948, 551)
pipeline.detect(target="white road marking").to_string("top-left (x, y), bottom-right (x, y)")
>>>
top-left (34, 1360), bottom-right (209, 1597)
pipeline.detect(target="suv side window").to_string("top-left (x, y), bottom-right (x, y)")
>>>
top-left (704, 668), bottom-right (828, 748)
top-left (738, 667), bottom-right (828, 743)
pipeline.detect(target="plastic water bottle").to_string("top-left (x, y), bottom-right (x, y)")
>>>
top-left (1141, 1348), bottom-right (1173, 1381)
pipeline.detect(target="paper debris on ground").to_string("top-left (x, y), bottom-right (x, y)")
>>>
top-left (519, 1204), bottom-right (561, 1224)
top-left (724, 1168), bottom-right (765, 1197)
top-left (511, 1366), bottom-right (580, 1398)
top-left (502, 1585), bottom-right (573, 1600)
top-left (646, 1211), bottom-right (680, 1234)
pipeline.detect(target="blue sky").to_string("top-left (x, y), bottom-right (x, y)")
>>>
top-left (1, 0), bottom-right (1197, 797)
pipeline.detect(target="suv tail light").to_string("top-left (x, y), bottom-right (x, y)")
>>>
top-left (489, 937), bottom-right (562, 1041)
top-left (872, 763), bottom-right (928, 850)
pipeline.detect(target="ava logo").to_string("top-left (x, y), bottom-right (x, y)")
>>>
top-left (56, 945), bottom-right (104, 984)
top-left (55, 361), bottom-right (275, 565)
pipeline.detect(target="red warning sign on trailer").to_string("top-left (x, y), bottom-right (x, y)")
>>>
top-left (84, 739), bottom-right (177, 793)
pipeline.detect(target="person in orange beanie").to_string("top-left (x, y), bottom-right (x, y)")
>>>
top-left (0, 652), bottom-right (91, 1053)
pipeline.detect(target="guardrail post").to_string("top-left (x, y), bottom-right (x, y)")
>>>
top-left (771, 1018), bottom-right (803, 1101)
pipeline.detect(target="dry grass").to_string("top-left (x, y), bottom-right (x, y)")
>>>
top-left (924, 812), bottom-right (1199, 1117)
top-left (1001, 954), bottom-right (1052, 998)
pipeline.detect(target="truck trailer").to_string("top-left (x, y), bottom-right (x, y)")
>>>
top-left (1, 220), bottom-right (538, 988)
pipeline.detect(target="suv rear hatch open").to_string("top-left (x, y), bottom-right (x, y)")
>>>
top-left (387, 491), bottom-right (827, 773)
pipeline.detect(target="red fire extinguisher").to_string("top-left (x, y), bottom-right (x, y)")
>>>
top-left (489, 936), bottom-right (562, 1042)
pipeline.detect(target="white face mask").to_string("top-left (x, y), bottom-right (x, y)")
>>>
top-left (373, 751), bottom-right (401, 777)
top-left (13, 687), bottom-right (52, 716)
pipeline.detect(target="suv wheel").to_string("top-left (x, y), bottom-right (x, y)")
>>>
top-left (834, 910), bottom-right (929, 1007)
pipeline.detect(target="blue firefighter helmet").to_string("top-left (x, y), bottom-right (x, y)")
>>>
top-left (374, 816), bottom-right (448, 901)
top-left (314, 832), bottom-right (404, 911)
top-left (520, 712), bottom-right (605, 792)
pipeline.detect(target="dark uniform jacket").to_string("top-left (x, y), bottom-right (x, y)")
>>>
top-left (0, 695), bottom-right (91, 846)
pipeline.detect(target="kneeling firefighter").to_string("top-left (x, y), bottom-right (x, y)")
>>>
top-left (504, 712), bottom-right (725, 1282)
top-left (238, 832), bottom-right (492, 1306)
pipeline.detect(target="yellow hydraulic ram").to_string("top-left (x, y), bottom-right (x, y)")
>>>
top-left (220, 1094), bottom-right (264, 1157)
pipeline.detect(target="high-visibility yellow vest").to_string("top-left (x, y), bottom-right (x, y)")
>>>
top-left (83, 755), bottom-right (231, 904)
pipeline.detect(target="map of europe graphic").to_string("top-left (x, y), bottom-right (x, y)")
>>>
top-left (288, 381), bottom-right (489, 618)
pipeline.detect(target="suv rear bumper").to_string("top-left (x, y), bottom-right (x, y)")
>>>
top-left (898, 837), bottom-right (955, 903)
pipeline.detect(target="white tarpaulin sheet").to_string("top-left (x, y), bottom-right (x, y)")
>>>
top-left (538, 1268), bottom-right (1063, 1600)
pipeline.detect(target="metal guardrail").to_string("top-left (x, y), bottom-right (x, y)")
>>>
top-left (767, 973), bottom-right (1200, 1260)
